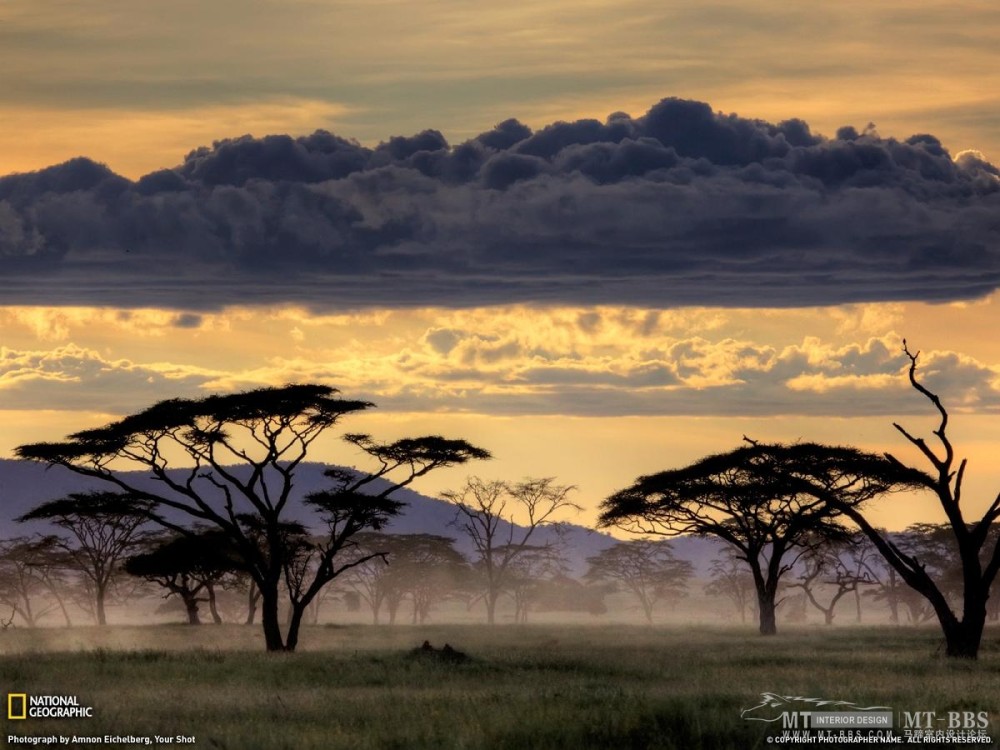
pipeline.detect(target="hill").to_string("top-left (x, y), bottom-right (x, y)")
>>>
top-left (0, 459), bottom-right (724, 576)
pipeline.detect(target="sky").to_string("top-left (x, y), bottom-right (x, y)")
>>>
top-left (1, 0), bottom-right (999, 531)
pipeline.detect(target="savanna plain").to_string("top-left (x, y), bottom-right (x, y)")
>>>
top-left (2, 623), bottom-right (998, 749)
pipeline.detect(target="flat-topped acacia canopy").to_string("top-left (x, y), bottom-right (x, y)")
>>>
top-left (14, 383), bottom-right (490, 651)
top-left (16, 384), bottom-right (374, 463)
top-left (599, 440), bottom-right (929, 636)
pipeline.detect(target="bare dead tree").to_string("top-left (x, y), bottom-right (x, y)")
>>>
top-left (817, 341), bottom-right (1000, 657)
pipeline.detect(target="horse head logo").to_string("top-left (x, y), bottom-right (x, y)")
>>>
top-left (741, 693), bottom-right (891, 723)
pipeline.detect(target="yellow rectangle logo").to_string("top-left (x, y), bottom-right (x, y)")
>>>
top-left (7, 693), bottom-right (27, 720)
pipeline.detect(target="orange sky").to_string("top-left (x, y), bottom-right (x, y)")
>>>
top-left (1, 1), bottom-right (998, 178)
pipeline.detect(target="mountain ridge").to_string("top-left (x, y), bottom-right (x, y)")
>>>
top-left (0, 459), bottom-right (723, 575)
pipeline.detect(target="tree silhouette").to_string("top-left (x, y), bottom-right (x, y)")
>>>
top-left (865, 527), bottom-right (947, 625)
top-left (705, 551), bottom-right (757, 624)
top-left (444, 476), bottom-right (579, 625)
top-left (17, 492), bottom-right (154, 625)
top-left (0, 536), bottom-right (74, 627)
top-left (16, 384), bottom-right (489, 650)
top-left (790, 536), bottom-right (873, 625)
top-left (585, 540), bottom-right (692, 625)
top-left (385, 534), bottom-right (468, 625)
top-left (503, 544), bottom-right (569, 624)
top-left (340, 532), bottom-right (395, 624)
top-left (125, 530), bottom-right (241, 624)
top-left (803, 343), bottom-right (1000, 658)
top-left (343, 532), bottom-right (468, 625)
top-left (600, 442), bottom-right (916, 635)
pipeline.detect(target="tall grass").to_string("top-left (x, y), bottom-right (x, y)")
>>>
top-left (1, 624), bottom-right (997, 749)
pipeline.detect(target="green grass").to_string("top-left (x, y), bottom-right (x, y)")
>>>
top-left (1, 624), bottom-right (998, 749)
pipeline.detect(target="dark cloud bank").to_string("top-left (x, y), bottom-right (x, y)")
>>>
top-left (2, 97), bottom-right (999, 310)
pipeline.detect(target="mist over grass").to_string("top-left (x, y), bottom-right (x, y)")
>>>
top-left (2, 624), bottom-right (998, 749)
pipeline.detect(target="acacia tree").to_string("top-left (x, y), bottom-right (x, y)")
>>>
top-left (704, 551), bottom-right (757, 624)
top-left (503, 544), bottom-right (568, 624)
top-left (791, 537), bottom-right (873, 626)
top-left (585, 540), bottom-right (692, 625)
top-left (15, 384), bottom-right (489, 651)
top-left (341, 533), bottom-right (395, 624)
top-left (444, 476), bottom-right (579, 625)
top-left (599, 443), bottom-right (915, 635)
top-left (384, 534), bottom-right (468, 625)
top-left (342, 532), bottom-right (468, 625)
top-left (125, 530), bottom-right (240, 624)
top-left (801, 343), bottom-right (1000, 658)
top-left (0, 536), bottom-right (72, 627)
top-left (841, 535), bottom-right (884, 623)
top-left (16, 492), bottom-right (154, 625)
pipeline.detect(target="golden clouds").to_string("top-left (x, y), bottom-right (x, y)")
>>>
top-left (785, 373), bottom-right (899, 394)
top-left (0, 307), bottom-right (212, 342)
top-left (0, 299), bottom-right (996, 463)
top-left (3, 301), bottom-right (997, 421)
top-left (1, 300), bottom-right (998, 530)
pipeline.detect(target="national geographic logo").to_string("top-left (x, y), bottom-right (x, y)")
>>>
top-left (7, 694), bottom-right (94, 720)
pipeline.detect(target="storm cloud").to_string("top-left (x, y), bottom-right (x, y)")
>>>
top-left (1, 97), bottom-right (998, 310)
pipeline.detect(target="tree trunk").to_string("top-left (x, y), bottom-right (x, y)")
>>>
top-left (285, 604), bottom-right (306, 653)
top-left (206, 583), bottom-right (222, 624)
top-left (640, 593), bottom-right (654, 626)
top-left (260, 590), bottom-right (287, 651)
top-left (486, 590), bottom-right (499, 625)
top-left (19, 592), bottom-right (36, 628)
top-left (95, 584), bottom-right (108, 626)
top-left (750, 560), bottom-right (778, 636)
top-left (183, 596), bottom-right (201, 625)
top-left (245, 583), bottom-right (259, 625)
top-left (943, 619), bottom-right (985, 659)
top-left (757, 591), bottom-right (777, 636)
top-left (515, 594), bottom-right (528, 624)
top-left (54, 593), bottom-right (73, 627)
top-left (939, 593), bottom-right (988, 658)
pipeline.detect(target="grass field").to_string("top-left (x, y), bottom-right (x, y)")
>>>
top-left (2, 624), bottom-right (998, 749)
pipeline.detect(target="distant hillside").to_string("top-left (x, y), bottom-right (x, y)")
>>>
top-left (0, 459), bottom-right (724, 576)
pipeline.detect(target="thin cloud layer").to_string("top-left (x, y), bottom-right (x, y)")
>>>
top-left (1, 98), bottom-right (998, 310)
top-left (4, 319), bottom-right (997, 418)
top-left (0, 344), bottom-right (215, 411)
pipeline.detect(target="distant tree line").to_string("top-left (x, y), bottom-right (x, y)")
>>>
top-left (0, 491), bottom-right (700, 630)
top-left (5, 510), bottom-right (992, 634)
